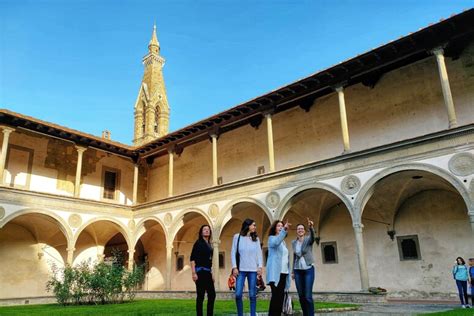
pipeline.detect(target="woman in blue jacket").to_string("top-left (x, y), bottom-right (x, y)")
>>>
top-left (453, 256), bottom-right (470, 308)
top-left (266, 219), bottom-right (291, 316)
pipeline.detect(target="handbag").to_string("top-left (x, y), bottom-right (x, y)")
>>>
top-left (282, 290), bottom-right (293, 315)
top-left (256, 274), bottom-right (266, 292)
top-left (227, 273), bottom-right (236, 291)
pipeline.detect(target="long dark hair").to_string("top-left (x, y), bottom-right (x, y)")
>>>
top-left (269, 220), bottom-right (284, 236)
top-left (198, 224), bottom-right (212, 244)
top-left (457, 257), bottom-right (466, 265)
top-left (240, 218), bottom-right (258, 242)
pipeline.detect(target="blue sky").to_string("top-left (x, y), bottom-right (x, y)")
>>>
top-left (0, 0), bottom-right (472, 144)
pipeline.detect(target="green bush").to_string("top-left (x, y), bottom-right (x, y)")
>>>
top-left (46, 251), bottom-right (144, 305)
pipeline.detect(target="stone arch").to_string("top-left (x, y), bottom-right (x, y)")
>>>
top-left (72, 216), bottom-right (132, 250)
top-left (0, 207), bottom-right (72, 247)
top-left (169, 208), bottom-right (213, 242)
top-left (217, 197), bottom-right (273, 235)
top-left (133, 216), bottom-right (169, 248)
top-left (277, 183), bottom-right (355, 221)
top-left (354, 163), bottom-right (472, 222)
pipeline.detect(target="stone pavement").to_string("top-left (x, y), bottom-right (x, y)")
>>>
top-left (316, 302), bottom-right (460, 315)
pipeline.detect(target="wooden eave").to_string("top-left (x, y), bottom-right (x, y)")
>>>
top-left (1, 9), bottom-right (473, 162)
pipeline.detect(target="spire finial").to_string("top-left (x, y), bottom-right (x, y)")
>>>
top-left (149, 22), bottom-right (160, 53)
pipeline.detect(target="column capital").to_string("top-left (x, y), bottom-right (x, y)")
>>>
top-left (353, 223), bottom-right (364, 231)
top-left (212, 239), bottom-right (221, 246)
top-left (66, 247), bottom-right (76, 252)
top-left (167, 147), bottom-right (175, 155)
top-left (127, 249), bottom-right (136, 255)
top-left (431, 46), bottom-right (445, 56)
top-left (1, 126), bottom-right (15, 135)
top-left (333, 82), bottom-right (348, 92)
top-left (75, 145), bottom-right (87, 153)
top-left (469, 213), bottom-right (474, 223)
top-left (263, 109), bottom-right (275, 118)
top-left (166, 244), bottom-right (174, 251)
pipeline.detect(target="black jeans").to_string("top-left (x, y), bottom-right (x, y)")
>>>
top-left (269, 273), bottom-right (287, 316)
top-left (195, 271), bottom-right (216, 316)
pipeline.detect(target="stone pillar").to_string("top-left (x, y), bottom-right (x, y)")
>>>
top-left (168, 149), bottom-right (174, 197)
top-left (165, 243), bottom-right (173, 290)
top-left (211, 134), bottom-right (218, 186)
top-left (212, 239), bottom-right (220, 290)
top-left (469, 214), bottom-right (474, 235)
top-left (335, 87), bottom-right (350, 152)
top-left (127, 248), bottom-right (135, 271)
top-left (353, 223), bottom-right (369, 290)
top-left (0, 127), bottom-right (14, 185)
top-left (74, 146), bottom-right (87, 197)
top-left (66, 247), bottom-right (75, 266)
top-left (265, 113), bottom-right (275, 172)
top-left (432, 48), bottom-right (458, 128)
top-left (132, 163), bottom-right (139, 204)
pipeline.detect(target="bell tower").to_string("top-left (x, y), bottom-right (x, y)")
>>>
top-left (133, 24), bottom-right (170, 146)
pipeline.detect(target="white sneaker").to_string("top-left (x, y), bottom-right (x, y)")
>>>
top-left (467, 305), bottom-right (472, 308)
top-left (462, 305), bottom-right (467, 308)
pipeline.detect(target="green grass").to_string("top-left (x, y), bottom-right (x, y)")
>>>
top-left (0, 299), bottom-right (357, 315)
top-left (422, 308), bottom-right (474, 315)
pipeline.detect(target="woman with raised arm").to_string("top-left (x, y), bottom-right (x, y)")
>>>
top-left (266, 219), bottom-right (291, 316)
top-left (190, 225), bottom-right (216, 316)
top-left (231, 218), bottom-right (263, 316)
top-left (292, 218), bottom-right (316, 316)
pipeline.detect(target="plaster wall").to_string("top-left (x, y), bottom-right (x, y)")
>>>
top-left (0, 223), bottom-right (66, 298)
top-left (363, 190), bottom-right (472, 297)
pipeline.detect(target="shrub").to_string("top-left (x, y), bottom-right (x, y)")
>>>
top-left (46, 251), bottom-right (144, 305)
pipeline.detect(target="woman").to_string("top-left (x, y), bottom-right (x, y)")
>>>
top-left (190, 225), bottom-right (216, 316)
top-left (266, 219), bottom-right (291, 316)
top-left (231, 218), bottom-right (263, 316)
top-left (453, 256), bottom-right (470, 308)
top-left (291, 218), bottom-right (315, 316)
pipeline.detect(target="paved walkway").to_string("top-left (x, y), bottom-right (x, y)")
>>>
top-left (317, 302), bottom-right (460, 315)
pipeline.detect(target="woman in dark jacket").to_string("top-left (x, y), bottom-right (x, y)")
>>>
top-left (291, 218), bottom-right (316, 316)
top-left (191, 225), bottom-right (216, 316)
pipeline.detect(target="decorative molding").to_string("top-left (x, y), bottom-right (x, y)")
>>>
top-left (208, 204), bottom-right (219, 219)
top-left (0, 206), bottom-right (5, 220)
top-left (265, 191), bottom-right (280, 209)
top-left (164, 213), bottom-right (173, 226)
top-left (128, 219), bottom-right (136, 231)
top-left (68, 214), bottom-right (82, 228)
top-left (341, 175), bottom-right (361, 195)
top-left (448, 153), bottom-right (474, 176)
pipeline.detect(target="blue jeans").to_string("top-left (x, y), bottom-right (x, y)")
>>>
top-left (235, 271), bottom-right (257, 316)
top-left (456, 280), bottom-right (469, 305)
top-left (294, 266), bottom-right (315, 316)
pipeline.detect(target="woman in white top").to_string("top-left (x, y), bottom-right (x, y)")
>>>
top-left (231, 218), bottom-right (263, 316)
top-left (266, 219), bottom-right (291, 316)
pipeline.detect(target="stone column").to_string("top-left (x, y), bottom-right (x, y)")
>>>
top-left (168, 149), bottom-right (174, 197)
top-left (211, 134), bottom-right (218, 186)
top-left (212, 239), bottom-right (220, 290)
top-left (132, 163), bottom-right (139, 204)
top-left (165, 243), bottom-right (173, 290)
top-left (432, 48), bottom-right (458, 128)
top-left (469, 214), bottom-right (474, 235)
top-left (74, 146), bottom-right (87, 197)
top-left (265, 113), bottom-right (275, 172)
top-left (335, 86), bottom-right (350, 152)
top-left (127, 248), bottom-right (135, 271)
top-left (0, 127), bottom-right (14, 185)
top-left (353, 223), bottom-right (369, 290)
top-left (66, 247), bottom-right (75, 266)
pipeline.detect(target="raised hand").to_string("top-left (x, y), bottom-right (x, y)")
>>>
top-left (284, 219), bottom-right (292, 231)
top-left (307, 217), bottom-right (314, 228)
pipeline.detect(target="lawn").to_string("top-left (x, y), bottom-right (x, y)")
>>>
top-left (0, 299), bottom-right (357, 315)
top-left (423, 308), bottom-right (474, 315)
